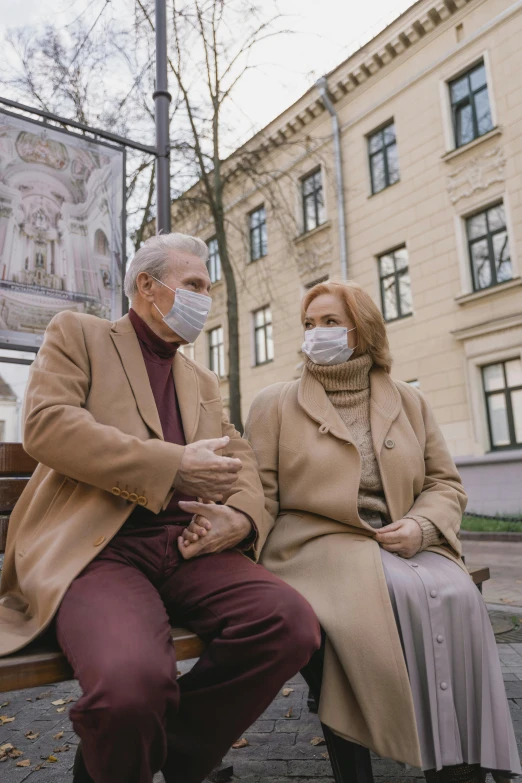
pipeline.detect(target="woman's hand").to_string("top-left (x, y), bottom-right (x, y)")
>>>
top-left (375, 518), bottom-right (422, 558)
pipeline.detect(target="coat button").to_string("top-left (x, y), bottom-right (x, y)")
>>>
top-left (120, 490), bottom-right (130, 500)
top-left (437, 635), bottom-right (444, 643)
top-left (385, 438), bottom-right (395, 449)
top-left (430, 590), bottom-right (438, 598)
top-left (93, 536), bottom-right (106, 547)
top-left (137, 496), bottom-right (147, 506)
top-left (112, 487), bottom-right (121, 496)
top-left (440, 682), bottom-right (448, 691)
top-left (411, 563), bottom-right (418, 568)
top-left (129, 493), bottom-right (138, 503)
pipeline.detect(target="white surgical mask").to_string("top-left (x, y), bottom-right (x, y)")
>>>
top-left (152, 278), bottom-right (212, 343)
top-left (302, 326), bottom-right (357, 366)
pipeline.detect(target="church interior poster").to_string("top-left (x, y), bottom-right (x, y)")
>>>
top-left (0, 111), bottom-right (124, 346)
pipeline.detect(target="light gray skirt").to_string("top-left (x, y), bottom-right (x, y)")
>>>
top-left (380, 549), bottom-right (521, 775)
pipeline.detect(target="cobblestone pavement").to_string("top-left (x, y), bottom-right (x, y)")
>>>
top-left (461, 540), bottom-right (522, 607)
top-left (1, 642), bottom-right (522, 783)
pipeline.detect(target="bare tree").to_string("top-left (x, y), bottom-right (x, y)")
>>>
top-left (132, 0), bottom-right (289, 430)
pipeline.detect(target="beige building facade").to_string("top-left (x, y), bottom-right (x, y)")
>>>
top-left (173, 0), bottom-right (522, 516)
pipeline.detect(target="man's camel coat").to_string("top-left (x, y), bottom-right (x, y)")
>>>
top-left (244, 366), bottom-right (468, 768)
top-left (0, 310), bottom-right (266, 657)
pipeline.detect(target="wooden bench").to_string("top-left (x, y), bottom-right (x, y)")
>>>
top-left (0, 443), bottom-right (491, 783)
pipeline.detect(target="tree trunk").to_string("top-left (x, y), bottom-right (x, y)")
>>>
top-left (214, 217), bottom-right (242, 433)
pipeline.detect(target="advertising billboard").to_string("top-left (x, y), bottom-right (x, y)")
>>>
top-left (0, 110), bottom-right (125, 351)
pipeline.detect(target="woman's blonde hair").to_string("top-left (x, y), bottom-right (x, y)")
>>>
top-left (301, 280), bottom-right (393, 373)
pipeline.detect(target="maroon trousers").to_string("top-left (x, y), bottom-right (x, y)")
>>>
top-left (55, 524), bottom-right (320, 783)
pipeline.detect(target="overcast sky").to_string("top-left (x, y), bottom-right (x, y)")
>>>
top-left (1, 0), bottom-right (417, 136)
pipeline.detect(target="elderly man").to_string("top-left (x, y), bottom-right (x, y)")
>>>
top-left (0, 233), bottom-right (320, 783)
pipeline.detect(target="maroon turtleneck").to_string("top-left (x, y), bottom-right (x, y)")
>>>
top-left (126, 308), bottom-right (195, 526)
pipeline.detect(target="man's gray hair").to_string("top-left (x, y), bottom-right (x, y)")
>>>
top-left (124, 233), bottom-right (209, 299)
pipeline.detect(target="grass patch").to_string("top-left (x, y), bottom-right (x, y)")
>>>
top-left (462, 515), bottom-right (522, 533)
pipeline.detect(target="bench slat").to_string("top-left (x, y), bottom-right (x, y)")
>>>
top-left (0, 628), bottom-right (205, 694)
top-left (0, 444), bottom-right (37, 477)
top-left (0, 478), bottom-right (29, 514)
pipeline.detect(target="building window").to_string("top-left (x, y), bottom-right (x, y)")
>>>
top-left (482, 359), bottom-right (522, 450)
top-left (253, 306), bottom-right (274, 366)
top-left (368, 121), bottom-right (399, 195)
top-left (94, 229), bottom-right (110, 256)
top-left (207, 237), bottom-right (221, 283)
top-left (249, 206), bottom-right (267, 262)
top-left (208, 326), bottom-right (225, 377)
top-left (449, 61), bottom-right (493, 148)
top-left (301, 169), bottom-right (326, 233)
top-left (378, 247), bottom-right (413, 322)
top-left (466, 203), bottom-right (511, 291)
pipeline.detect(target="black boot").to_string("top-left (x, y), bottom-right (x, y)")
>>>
top-left (73, 743), bottom-right (95, 783)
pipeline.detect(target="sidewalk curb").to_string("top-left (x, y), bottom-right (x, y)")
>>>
top-left (460, 531), bottom-right (522, 541)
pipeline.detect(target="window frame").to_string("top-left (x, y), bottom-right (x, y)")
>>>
top-left (207, 325), bottom-right (225, 378)
top-left (482, 359), bottom-right (522, 451)
top-left (449, 60), bottom-right (493, 149)
top-left (207, 237), bottom-right (221, 284)
top-left (249, 205), bottom-right (268, 263)
top-left (378, 246), bottom-right (413, 323)
top-left (253, 305), bottom-right (274, 367)
top-left (367, 120), bottom-right (399, 195)
top-left (301, 168), bottom-right (326, 234)
top-left (466, 201), bottom-right (511, 292)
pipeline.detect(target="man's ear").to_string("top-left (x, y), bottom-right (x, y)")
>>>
top-left (136, 272), bottom-right (155, 301)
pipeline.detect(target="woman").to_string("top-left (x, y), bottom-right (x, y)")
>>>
top-left (243, 281), bottom-right (520, 782)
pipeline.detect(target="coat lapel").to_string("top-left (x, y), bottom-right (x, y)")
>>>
top-left (298, 364), bottom-right (402, 452)
top-left (298, 366), bottom-right (353, 443)
top-left (110, 315), bottom-right (164, 440)
top-left (369, 369), bottom-right (402, 454)
top-left (173, 353), bottom-right (200, 443)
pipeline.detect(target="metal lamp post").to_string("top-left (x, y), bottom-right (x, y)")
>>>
top-left (153, 0), bottom-right (172, 234)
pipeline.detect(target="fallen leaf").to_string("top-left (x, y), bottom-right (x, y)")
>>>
top-left (282, 688), bottom-right (294, 697)
top-left (10, 749), bottom-right (23, 759)
top-left (0, 716), bottom-right (15, 724)
top-left (321, 752), bottom-right (329, 759)
top-left (47, 755), bottom-right (58, 763)
top-left (16, 759), bottom-right (31, 767)
top-left (284, 707), bottom-right (293, 718)
top-left (0, 743), bottom-right (14, 752)
top-left (56, 707), bottom-right (66, 713)
top-left (51, 699), bottom-right (66, 706)
top-left (0, 758), bottom-right (8, 763)
top-left (0, 701), bottom-right (9, 708)
top-left (25, 732), bottom-right (40, 741)
top-left (231, 738), bottom-right (249, 749)
top-left (53, 731), bottom-right (64, 740)
top-left (53, 745), bottom-right (70, 753)
top-left (34, 763), bottom-right (46, 770)
top-left (26, 699), bottom-right (33, 702)
top-left (310, 736), bottom-right (326, 746)
top-left (35, 692), bottom-right (51, 700)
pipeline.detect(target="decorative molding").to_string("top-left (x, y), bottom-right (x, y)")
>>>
top-left (455, 277), bottom-right (522, 305)
top-left (452, 312), bottom-right (522, 342)
top-left (294, 226), bottom-right (333, 281)
top-left (446, 146), bottom-right (506, 205)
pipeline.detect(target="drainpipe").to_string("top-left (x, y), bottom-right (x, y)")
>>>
top-left (315, 76), bottom-right (348, 280)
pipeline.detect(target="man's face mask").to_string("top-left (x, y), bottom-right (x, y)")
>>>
top-left (152, 277), bottom-right (212, 344)
top-left (301, 326), bottom-right (357, 366)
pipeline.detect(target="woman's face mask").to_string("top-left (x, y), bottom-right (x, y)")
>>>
top-left (152, 277), bottom-right (212, 344)
top-left (301, 326), bottom-right (357, 366)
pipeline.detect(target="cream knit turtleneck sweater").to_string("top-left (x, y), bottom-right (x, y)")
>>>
top-left (306, 353), bottom-right (443, 549)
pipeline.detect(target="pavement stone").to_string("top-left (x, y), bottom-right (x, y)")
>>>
top-left (1, 643), bottom-right (522, 783)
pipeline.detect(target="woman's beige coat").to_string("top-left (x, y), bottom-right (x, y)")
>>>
top-left (244, 365), bottom-right (468, 768)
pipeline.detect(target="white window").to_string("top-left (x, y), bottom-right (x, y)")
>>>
top-left (253, 306), bottom-right (274, 366)
top-left (208, 326), bottom-right (225, 377)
